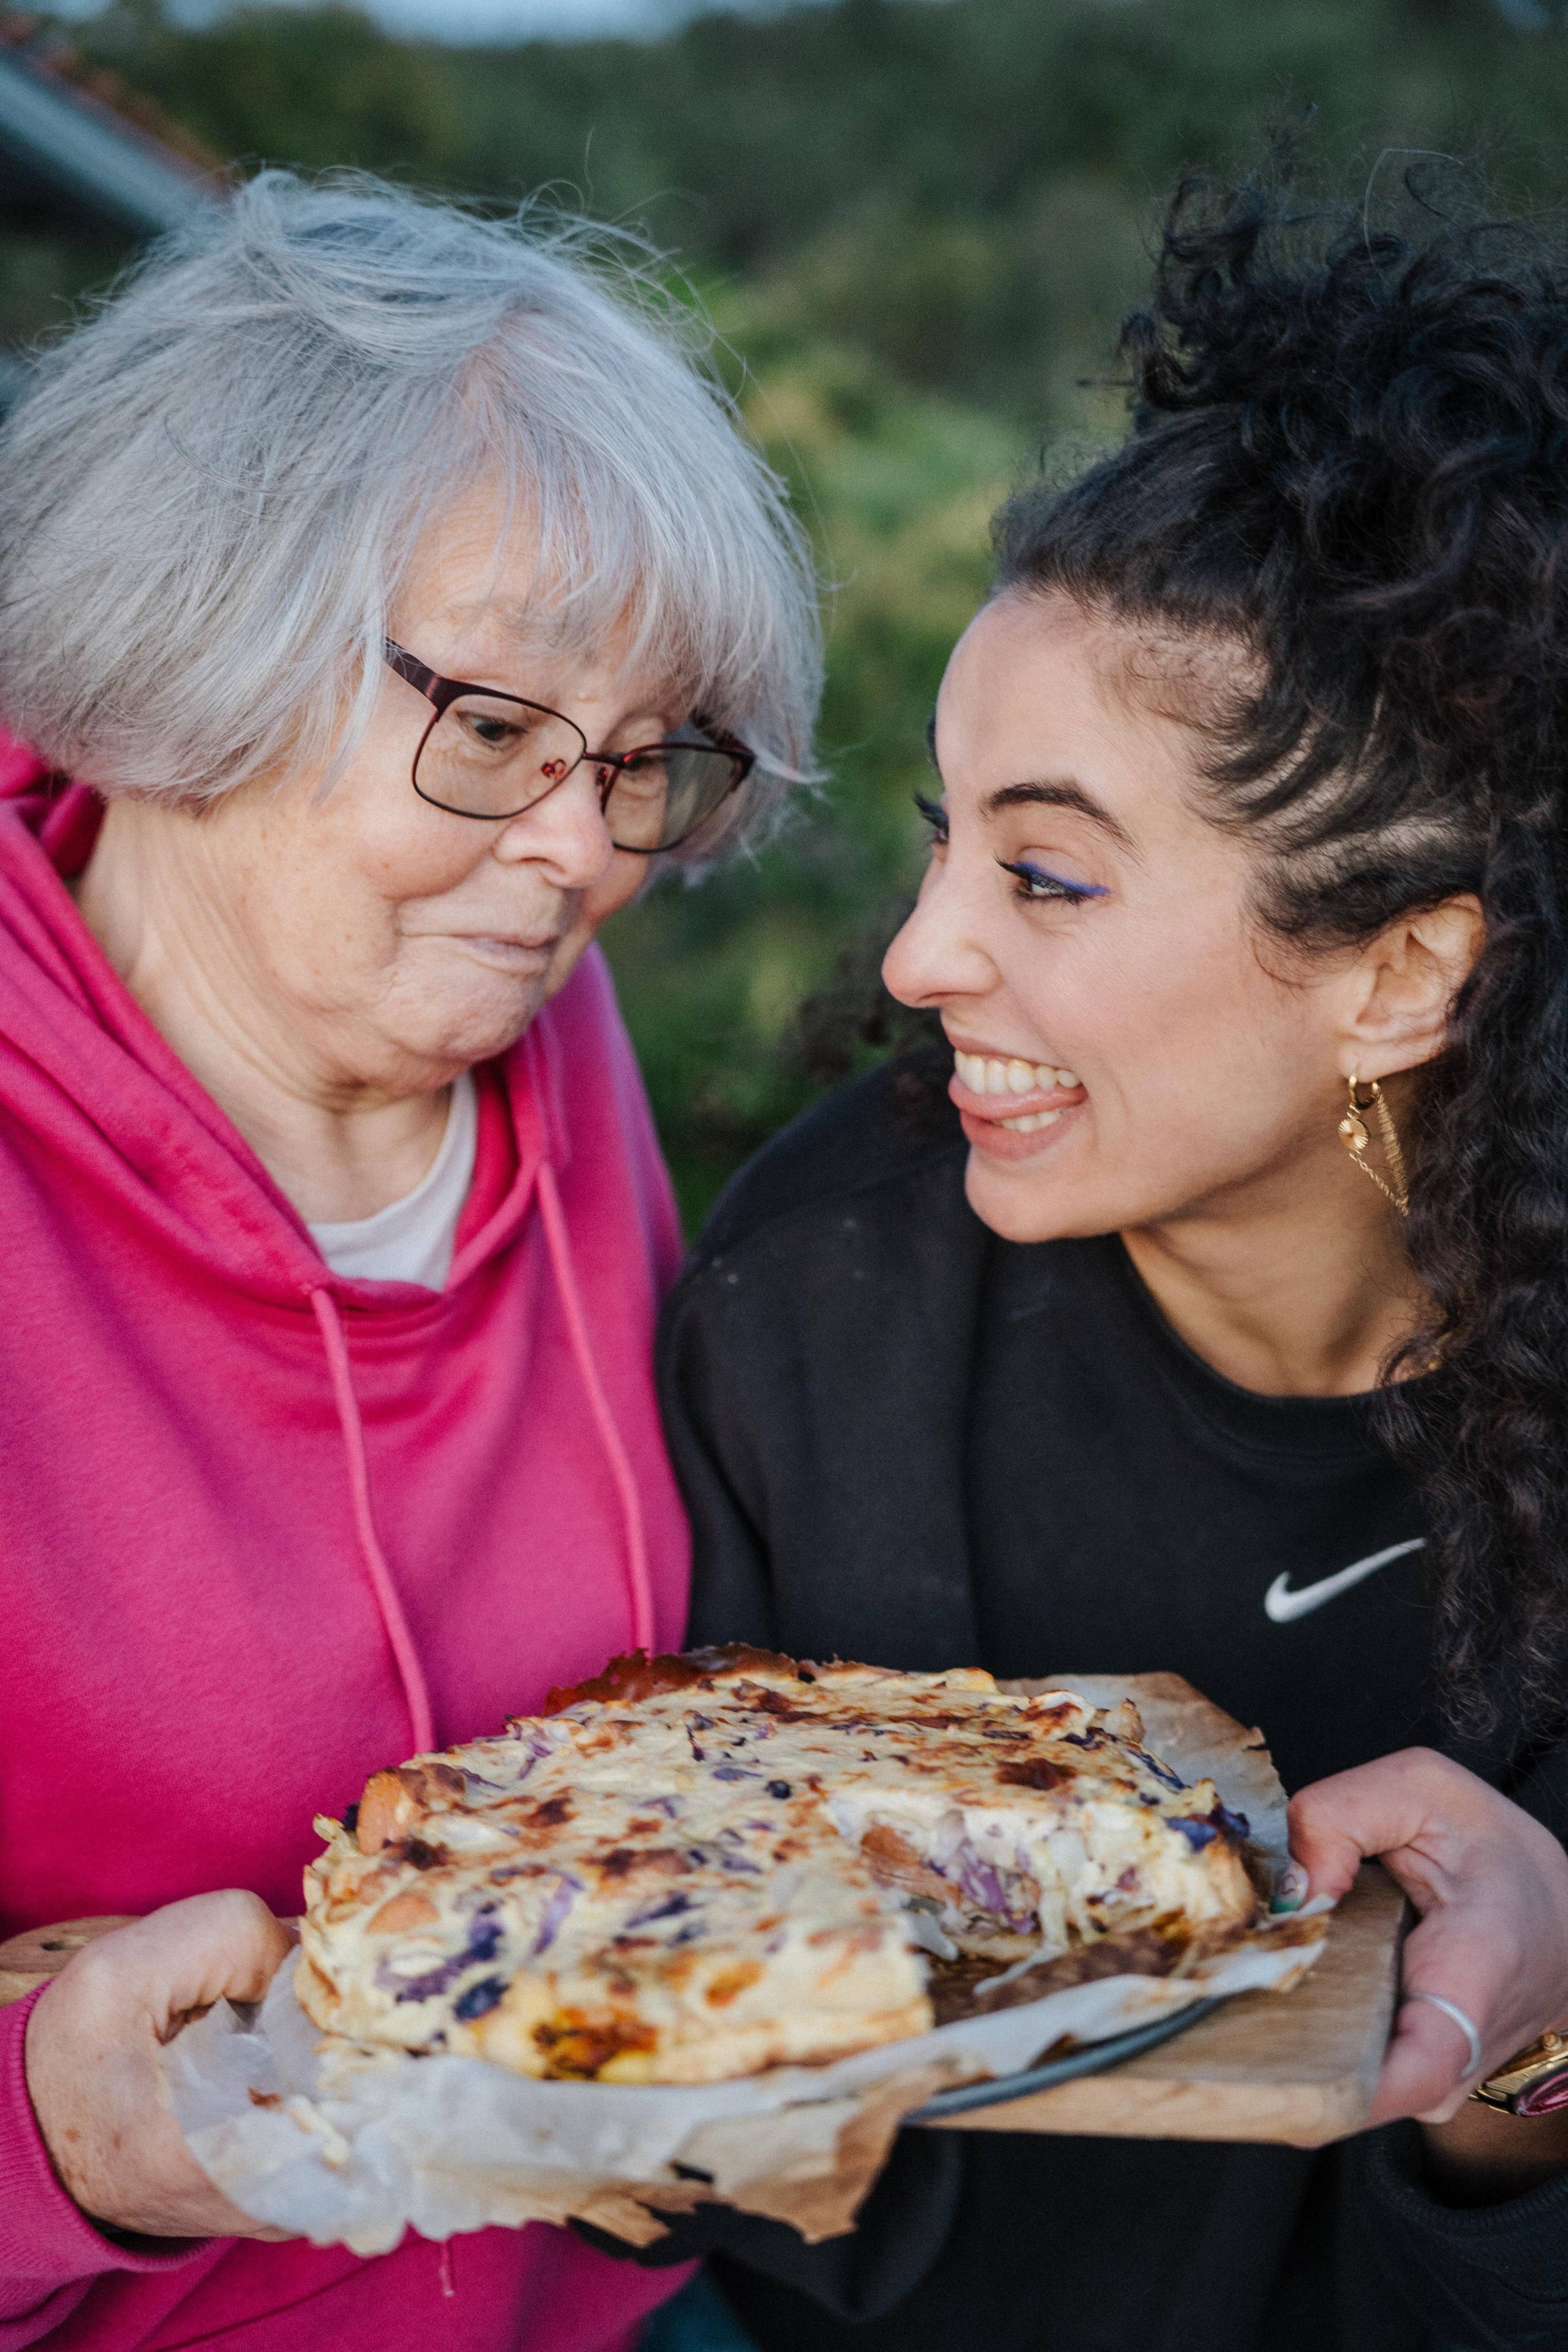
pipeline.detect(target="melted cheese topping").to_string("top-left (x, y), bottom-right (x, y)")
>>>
top-left (298, 1653), bottom-right (1257, 2083)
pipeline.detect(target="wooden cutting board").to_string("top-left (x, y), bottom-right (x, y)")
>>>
top-left (933, 1860), bottom-right (1407, 2148)
top-left (0, 1916), bottom-right (138, 2005)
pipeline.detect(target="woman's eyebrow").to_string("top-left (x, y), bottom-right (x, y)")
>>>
top-left (983, 778), bottom-right (1139, 856)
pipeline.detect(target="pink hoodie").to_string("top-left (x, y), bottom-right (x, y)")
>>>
top-left (0, 752), bottom-right (692, 2350)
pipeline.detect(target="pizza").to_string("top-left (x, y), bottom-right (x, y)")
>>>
top-left (297, 1648), bottom-right (1260, 2085)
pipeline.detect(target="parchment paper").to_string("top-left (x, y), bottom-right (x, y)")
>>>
top-left (161, 1677), bottom-right (1327, 2250)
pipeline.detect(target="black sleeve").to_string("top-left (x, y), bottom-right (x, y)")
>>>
top-left (655, 1269), bottom-right (780, 1649)
top-left (1346, 2125), bottom-right (1568, 2346)
top-left (1343, 1727), bottom-right (1568, 2345)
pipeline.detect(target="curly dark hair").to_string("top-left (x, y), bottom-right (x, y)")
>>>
top-left (989, 173), bottom-right (1568, 1734)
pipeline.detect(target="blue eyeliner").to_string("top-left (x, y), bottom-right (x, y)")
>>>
top-left (999, 857), bottom-right (1108, 904)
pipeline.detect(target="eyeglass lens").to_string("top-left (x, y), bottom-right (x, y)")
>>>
top-left (417, 691), bottom-right (584, 820)
top-left (415, 690), bottom-right (740, 851)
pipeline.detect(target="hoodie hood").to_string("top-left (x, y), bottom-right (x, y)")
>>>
top-left (0, 761), bottom-right (554, 1313)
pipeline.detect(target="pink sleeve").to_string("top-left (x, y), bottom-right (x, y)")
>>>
top-left (0, 1991), bottom-right (200, 2348)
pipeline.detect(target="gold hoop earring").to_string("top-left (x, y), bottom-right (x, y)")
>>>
top-left (1338, 1071), bottom-right (1408, 1218)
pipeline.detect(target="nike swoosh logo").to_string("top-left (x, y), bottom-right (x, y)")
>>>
top-left (1264, 1538), bottom-right (1425, 1624)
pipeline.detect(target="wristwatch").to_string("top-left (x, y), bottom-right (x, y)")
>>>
top-left (1472, 2031), bottom-right (1568, 2117)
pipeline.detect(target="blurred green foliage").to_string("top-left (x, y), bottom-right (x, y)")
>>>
top-left (25, 0), bottom-right (1568, 1220)
top-left (606, 328), bottom-right (1024, 1212)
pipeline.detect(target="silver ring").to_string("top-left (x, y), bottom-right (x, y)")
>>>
top-left (1408, 1991), bottom-right (1484, 2078)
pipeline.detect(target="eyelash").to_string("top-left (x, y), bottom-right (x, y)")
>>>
top-left (913, 790), bottom-right (948, 843)
top-left (998, 858), bottom-right (1101, 906)
top-left (913, 793), bottom-right (1102, 906)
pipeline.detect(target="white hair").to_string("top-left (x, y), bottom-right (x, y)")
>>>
top-left (0, 171), bottom-right (821, 852)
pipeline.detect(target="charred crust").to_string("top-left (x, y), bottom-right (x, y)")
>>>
top-left (597, 1845), bottom-right (694, 1879)
top-left (524, 1794), bottom-right (574, 1829)
top-left (355, 1769), bottom-right (410, 1854)
top-left (996, 1757), bottom-right (1068, 1791)
top-left (531, 2014), bottom-right (658, 2078)
top-left (543, 1644), bottom-right (821, 1714)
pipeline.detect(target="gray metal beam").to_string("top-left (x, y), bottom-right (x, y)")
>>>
top-left (0, 49), bottom-right (216, 239)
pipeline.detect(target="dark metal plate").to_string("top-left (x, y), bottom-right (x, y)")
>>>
top-left (908, 1996), bottom-right (1225, 2122)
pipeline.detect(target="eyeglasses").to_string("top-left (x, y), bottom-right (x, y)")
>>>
top-left (383, 640), bottom-right (754, 854)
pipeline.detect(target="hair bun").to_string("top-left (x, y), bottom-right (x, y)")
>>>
top-left (1112, 178), bottom-right (1568, 788)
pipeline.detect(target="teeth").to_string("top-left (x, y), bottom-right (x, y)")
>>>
top-left (954, 1049), bottom-right (1084, 1100)
top-left (996, 1110), bottom-right (1062, 1134)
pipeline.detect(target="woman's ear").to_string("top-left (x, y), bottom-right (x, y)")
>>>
top-left (1337, 895), bottom-right (1485, 1082)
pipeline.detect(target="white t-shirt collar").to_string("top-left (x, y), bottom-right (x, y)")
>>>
top-left (308, 1069), bottom-right (479, 1291)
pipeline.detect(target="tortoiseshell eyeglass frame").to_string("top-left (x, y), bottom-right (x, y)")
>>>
top-left (382, 639), bottom-right (754, 854)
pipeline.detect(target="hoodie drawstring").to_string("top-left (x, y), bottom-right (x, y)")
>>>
top-left (309, 1284), bottom-right (437, 1756)
top-left (305, 1150), bottom-right (656, 1760)
top-left (536, 1158), bottom-right (656, 1654)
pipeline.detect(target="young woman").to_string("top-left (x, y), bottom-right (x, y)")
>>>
top-left (642, 183), bottom-right (1568, 2349)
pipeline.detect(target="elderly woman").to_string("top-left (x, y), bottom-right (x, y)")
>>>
top-left (0, 175), bottom-right (816, 2351)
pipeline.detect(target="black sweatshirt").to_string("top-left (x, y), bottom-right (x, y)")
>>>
top-left (618, 1063), bottom-right (1568, 2352)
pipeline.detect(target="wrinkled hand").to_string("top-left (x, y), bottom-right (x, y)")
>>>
top-left (1289, 1748), bottom-right (1568, 2127)
top-left (25, 1891), bottom-right (295, 2239)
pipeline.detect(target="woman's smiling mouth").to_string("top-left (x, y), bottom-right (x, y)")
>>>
top-left (948, 1045), bottom-right (1086, 1154)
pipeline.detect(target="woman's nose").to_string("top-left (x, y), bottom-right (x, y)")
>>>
top-left (491, 764), bottom-right (617, 889)
top-left (882, 859), bottom-right (997, 1009)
